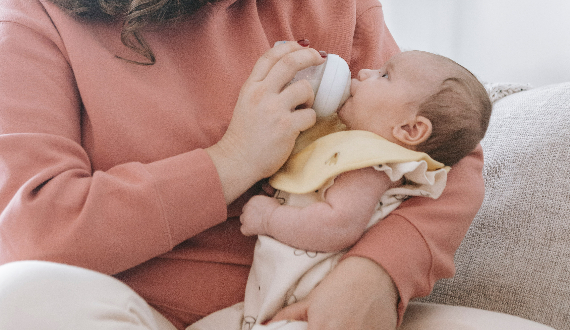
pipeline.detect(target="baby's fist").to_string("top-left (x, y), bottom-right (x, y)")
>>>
top-left (240, 195), bottom-right (280, 236)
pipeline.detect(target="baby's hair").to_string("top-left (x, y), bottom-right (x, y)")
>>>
top-left (415, 53), bottom-right (492, 166)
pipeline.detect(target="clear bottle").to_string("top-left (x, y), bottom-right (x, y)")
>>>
top-left (290, 62), bottom-right (327, 95)
top-left (289, 54), bottom-right (351, 118)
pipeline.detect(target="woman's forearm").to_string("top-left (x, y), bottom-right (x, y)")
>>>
top-left (344, 145), bottom-right (485, 325)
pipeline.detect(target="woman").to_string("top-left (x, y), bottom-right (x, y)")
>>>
top-left (0, 0), bottom-right (484, 329)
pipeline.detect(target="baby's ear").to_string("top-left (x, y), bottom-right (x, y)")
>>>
top-left (392, 116), bottom-right (432, 146)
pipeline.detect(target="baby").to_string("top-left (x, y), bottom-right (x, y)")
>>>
top-left (190, 51), bottom-right (492, 330)
top-left (242, 50), bottom-right (491, 252)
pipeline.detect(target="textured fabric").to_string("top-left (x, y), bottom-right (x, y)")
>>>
top-left (190, 159), bottom-right (447, 330)
top-left (270, 130), bottom-right (445, 194)
top-left (483, 82), bottom-right (533, 104)
top-left (420, 82), bottom-right (570, 330)
top-left (0, 261), bottom-right (178, 330)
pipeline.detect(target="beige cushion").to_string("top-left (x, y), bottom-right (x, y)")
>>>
top-left (419, 82), bottom-right (570, 330)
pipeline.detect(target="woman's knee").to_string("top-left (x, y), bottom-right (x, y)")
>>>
top-left (0, 260), bottom-right (125, 302)
top-left (0, 260), bottom-right (162, 329)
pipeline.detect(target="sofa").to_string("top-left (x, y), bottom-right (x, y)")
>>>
top-left (399, 82), bottom-right (570, 329)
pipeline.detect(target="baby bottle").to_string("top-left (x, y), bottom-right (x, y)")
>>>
top-left (275, 42), bottom-right (352, 117)
top-left (290, 54), bottom-right (351, 117)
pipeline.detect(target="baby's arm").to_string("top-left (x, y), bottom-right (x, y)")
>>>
top-left (240, 167), bottom-right (393, 252)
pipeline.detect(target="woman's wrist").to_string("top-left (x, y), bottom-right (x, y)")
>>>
top-left (206, 141), bottom-right (260, 205)
top-left (339, 256), bottom-right (399, 323)
top-left (341, 256), bottom-right (399, 298)
top-left (269, 255), bottom-right (400, 329)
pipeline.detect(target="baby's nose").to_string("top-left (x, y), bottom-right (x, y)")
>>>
top-left (357, 69), bottom-right (374, 81)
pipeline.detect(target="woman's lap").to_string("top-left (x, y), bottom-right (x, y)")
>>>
top-left (0, 260), bottom-right (553, 330)
top-left (400, 302), bottom-right (555, 330)
top-left (0, 260), bottom-right (177, 330)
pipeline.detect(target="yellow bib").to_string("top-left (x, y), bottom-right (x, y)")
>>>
top-left (270, 130), bottom-right (446, 194)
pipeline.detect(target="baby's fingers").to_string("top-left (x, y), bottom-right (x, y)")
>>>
top-left (239, 210), bottom-right (261, 236)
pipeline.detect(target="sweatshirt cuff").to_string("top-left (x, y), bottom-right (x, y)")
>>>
top-left (144, 149), bottom-right (228, 248)
top-left (343, 213), bottom-right (433, 326)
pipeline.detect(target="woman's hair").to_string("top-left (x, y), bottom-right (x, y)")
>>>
top-left (416, 55), bottom-right (492, 166)
top-left (48, 0), bottom-right (223, 65)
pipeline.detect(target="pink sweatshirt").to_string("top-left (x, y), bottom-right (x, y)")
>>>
top-left (0, 0), bottom-right (484, 328)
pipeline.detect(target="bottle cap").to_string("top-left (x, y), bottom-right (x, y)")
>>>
top-left (313, 54), bottom-right (351, 117)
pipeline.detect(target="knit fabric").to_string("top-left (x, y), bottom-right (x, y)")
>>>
top-left (421, 82), bottom-right (570, 330)
top-left (483, 82), bottom-right (533, 104)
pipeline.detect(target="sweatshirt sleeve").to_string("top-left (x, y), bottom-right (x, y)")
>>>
top-left (0, 3), bottom-right (227, 275)
top-left (344, 146), bottom-right (485, 324)
top-left (345, 1), bottom-right (486, 325)
top-left (349, 0), bottom-right (400, 74)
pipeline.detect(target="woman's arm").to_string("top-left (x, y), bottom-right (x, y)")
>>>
top-left (345, 145), bottom-right (485, 324)
top-left (271, 256), bottom-right (399, 329)
top-left (206, 41), bottom-right (326, 204)
top-left (0, 3), bottom-right (323, 275)
top-left (0, 11), bottom-right (229, 274)
top-left (240, 167), bottom-right (392, 252)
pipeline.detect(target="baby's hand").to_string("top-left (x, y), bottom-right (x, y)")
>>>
top-left (240, 195), bottom-right (280, 236)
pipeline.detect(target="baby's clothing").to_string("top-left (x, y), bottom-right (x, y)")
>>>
top-left (189, 131), bottom-right (447, 330)
top-left (270, 129), bottom-right (446, 195)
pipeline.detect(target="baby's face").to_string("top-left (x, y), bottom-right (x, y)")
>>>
top-left (338, 51), bottom-right (447, 142)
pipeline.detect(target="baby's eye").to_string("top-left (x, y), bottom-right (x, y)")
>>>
top-left (382, 73), bottom-right (389, 78)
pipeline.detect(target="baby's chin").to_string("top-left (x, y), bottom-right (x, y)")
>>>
top-left (336, 101), bottom-right (352, 127)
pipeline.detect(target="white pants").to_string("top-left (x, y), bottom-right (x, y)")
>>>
top-left (0, 260), bottom-right (554, 330)
top-left (0, 260), bottom-right (177, 330)
top-left (190, 302), bottom-right (554, 330)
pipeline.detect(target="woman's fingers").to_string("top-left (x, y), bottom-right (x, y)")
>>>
top-left (208, 41), bottom-right (325, 203)
top-left (247, 41), bottom-right (302, 82)
top-left (269, 300), bottom-right (309, 323)
top-left (280, 78), bottom-right (317, 111)
top-left (264, 47), bottom-right (324, 93)
top-left (248, 41), bottom-right (324, 93)
top-left (290, 108), bottom-right (317, 133)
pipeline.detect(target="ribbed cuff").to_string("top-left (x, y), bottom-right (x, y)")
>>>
top-left (145, 149), bottom-right (228, 248)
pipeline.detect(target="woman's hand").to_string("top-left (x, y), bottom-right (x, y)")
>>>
top-left (270, 256), bottom-right (399, 330)
top-left (207, 41), bottom-right (325, 204)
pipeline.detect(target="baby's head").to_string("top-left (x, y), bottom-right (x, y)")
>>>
top-left (338, 51), bottom-right (492, 166)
